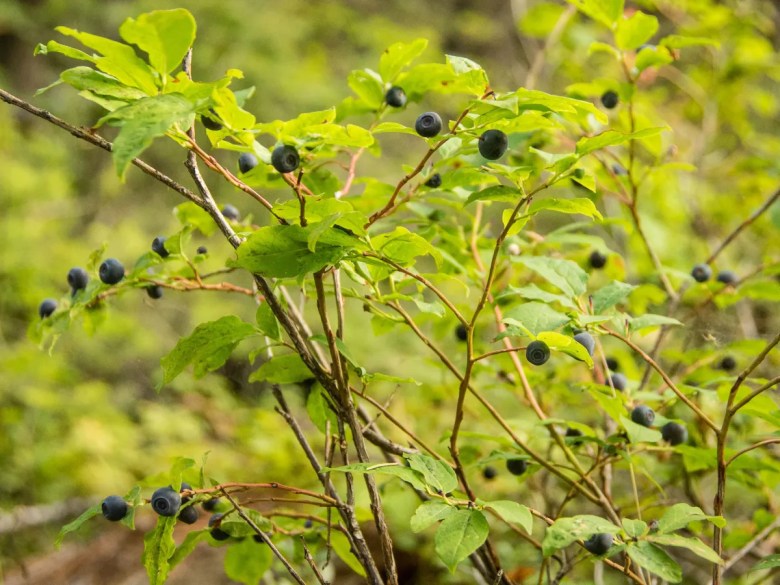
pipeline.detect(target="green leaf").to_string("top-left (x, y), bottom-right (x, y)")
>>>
top-left (307, 123), bottom-right (375, 148)
top-left (169, 530), bottom-right (209, 569)
top-left (119, 9), bottom-right (196, 76)
top-left (512, 256), bottom-right (588, 299)
top-left (465, 185), bottom-right (522, 206)
top-left (55, 504), bottom-right (101, 547)
top-left (250, 353), bottom-right (311, 384)
top-left (120, 486), bottom-right (142, 530)
top-left (660, 35), bottom-right (720, 49)
top-left (405, 453), bottom-right (458, 493)
top-left (435, 509), bottom-right (490, 572)
top-left (657, 503), bottom-right (726, 533)
top-left (174, 202), bottom-right (217, 236)
top-left (503, 303), bottom-right (571, 336)
top-left (648, 534), bottom-right (722, 565)
top-left (588, 387), bottom-right (627, 423)
top-left (627, 541), bottom-right (682, 583)
top-left (592, 281), bottom-right (636, 314)
top-left (411, 501), bottom-right (456, 533)
top-left (629, 314), bottom-right (683, 333)
top-left (57, 66), bottom-right (147, 101)
top-left (96, 94), bottom-right (197, 178)
top-left (233, 225), bottom-right (364, 278)
top-left (54, 26), bottom-right (158, 94)
top-left (528, 197), bottom-right (602, 220)
top-left (636, 46), bottom-right (674, 72)
top-left (220, 509), bottom-right (272, 537)
top-left (255, 303), bottom-right (281, 341)
top-left (576, 128), bottom-right (666, 156)
top-left (372, 227), bottom-right (442, 267)
top-left (542, 515), bottom-right (621, 556)
top-left (537, 331), bottom-right (594, 367)
top-left (497, 284), bottom-right (577, 309)
top-left (35, 40), bottom-right (96, 63)
top-left (306, 383), bottom-right (339, 434)
top-left (142, 516), bottom-right (177, 585)
top-left (159, 316), bottom-right (257, 387)
top-left (372, 121), bottom-right (419, 136)
top-left (329, 530), bottom-right (367, 577)
top-left (348, 69), bottom-right (385, 109)
top-left (620, 416), bottom-right (662, 444)
top-left (484, 500), bottom-right (533, 533)
top-left (380, 38), bottom-right (428, 83)
top-left (326, 462), bottom-right (427, 491)
top-left (615, 11), bottom-right (659, 50)
top-left (224, 537), bottom-right (273, 584)
top-left (750, 554), bottom-right (780, 572)
top-left (622, 518), bottom-right (648, 538)
top-left (564, 0), bottom-right (624, 29)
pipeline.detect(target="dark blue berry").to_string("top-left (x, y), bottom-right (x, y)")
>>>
top-left (584, 532), bottom-right (613, 555)
top-left (67, 267), bottom-right (89, 293)
top-left (506, 458), bottom-right (528, 476)
top-left (146, 285), bottom-right (163, 300)
top-left (201, 109), bottom-right (223, 131)
top-left (101, 495), bottom-right (128, 522)
top-left (151, 487), bottom-right (181, 517)
top-left (573, 332), bottom-right (595, 357)
top-left (209, 513), bottom-right (231, 540)
top-left (152, 236), bottom-right (169, 258)
top-left (39, 299), bottom-right (57, 319)
top-left (99, 259), bottom-right (125, 285)
top-left (601, 91), bottom-right (619, 109)
top-left (631, 405), bottom-right (655, 427)
top-left (609, 373), bottom-right (628, 392)
top-left (271, 145), bottom-right (300, 174)
top-left (178, 505), bottom-right (199, 525)
top-left (661, 422), bottom-right (688, 446)
top-left (425, 173), bottom-right (442, 188)
top-left (415, 112), bottom-right (442, 137)
top-left (478, 129), bottom-right (508, 160)
top-left (589, 251), bottom-right (607, 269)
top-left (196, 246), bottom-right (208, 255)
top-left (385, 86), bottom-right (407, 108)
top-left (202, 497), bottom-right (221, 512)
top-left (221, 205), bottom-right (240, 221)
top-left (526, 340), bottom-right (550, 366)
top-left (238, 152), bottom-right (258, 174)
top-left (691, 263), bottom-right (712, 283)
top-left (455, 324), bottom-right (468, 342)
top-left (718, 356), bottom-right (736, 371)
top-left (716, 270), bottom-right (737, 285)
top-left (605, 357), bottom-right (619, 371)
top-left (482, 466), bottom-right (498, 480)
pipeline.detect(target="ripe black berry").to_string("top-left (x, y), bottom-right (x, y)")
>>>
top-left (455, 324), bottom-right (468, 342)
top-left (67, 267), bottom-right (89, 294)
top-left (146, 285), bottom-right (163, 300)
top-left (478, 129), bottom-right (508, 160)
top-left (415, 112), bottom-right (443, 137)
top-left (573, 332), bottom-right (595, 357)
top-left (385, 86), bottom-right (407, 108)
top-left (271, 145), bottom-right (300, 174)
top-left (221, 204), bottom-right (240, 221)
top-left (238, 152), bottom-right (258, 174)
top-left (178, 505), bottom-right (199, 525)
top-left (605, 357), bottom-right (619, 371)
top-left (152, 236), bottom-right (169, 258)
top-left (202, 497), bottom-right (221, 512)
top-left (661, 422), bottom-right (688, 446)
top-left (201, 109), bottom-right (223, 131)
top-left (196, 246), bottom-right (208, 255)
top-left (506, 458), bottom-right (528, 476)
top-left (209, 513), bottom-right (231, 541)
top-left (691, 263), bottom-right (712, 283)
top-left (425, 173), bottom-right (442, 188)
top-left (584, 532), bottom-right (613, 555)
top-left (151, 487), bottom-right (181, 517)
top-left (631, 405), bottom-right (655, 427)
top-left (482, 466), bottom-right (498, 480)
top-left (601, 90), bottom-right (619, 109)
top-left (718, 356), bottom-right (736, 371)
top-left (589, 251), bottom-right (607, 269)
top-left (565, 427), bottom-right (584, 445)
top-left (609, 373), bottom-right (627, 392)
top-left (99, 258), bottom-right (125, 285)
top-left (101, 495), bottom-right (128, 522)
top-left (180, 482), bottom-right (193, 503)
top-left (716, 270), bottom-right (737, 286)
top-left (526, 340), bottom-right (550, 366)
top-left (39, 299), bottom-right (57, 319)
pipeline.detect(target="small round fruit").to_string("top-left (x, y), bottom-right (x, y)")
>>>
top-left (565, 427), bottom-right (584, 445)
top-left (605, 357), bottom-right (619, 371)
top-left (482, 466), bottom-right (498, 480)
top-left (196, 246), bottom-right (208, 255)
top-left (584, 532), bottom-right (613, 555)
top-left (151, 236), bottom-right (169, 258)
top-left (478, 129), bottom-right (508, 160)
top-left (601, 90), bottom-right (619, 109)
top-left (221, 204), bottom-right (240, 221)
top-left (425, 173), bottom-right (442, 188)
top-left (146, 285), bottom-right (163, 300)
top-left (589, 250), bottom-right (607, 269)
top-left (238, 152), bottom-right (258, 174)
top-left (209, 513), bottom-right (231, 541)
top-left (202, 497), bottom-right (221, 512)
top-left (252, 534), bottom-right (267, 544)
top-left (304, 519), bottom-right (314, 529)
top-left (661, 422), bottom-right (688, 446)
top-left (612, 164), bottom-right (627, 176)
top-left (691, 263), bottom-right (712, 283)
top-left (573, 332), bottom-right (595, 357)
top-left (717, 270), bottom-right (737, 286)
top-left (455, 324), bottom-right (468, 342)
top-left (609, 373), bottom-right (627, 392)
top-left (271, 145), bottom-right (300, 174)
top-left (201, 109), bottom-right (223, 131)
top-left (39, 299), bottom-right (57, 319)
top-left (99, 258), bottom-right (125, 285)
top-left (67, 267), bottom-right (89, 293)
top-left (718, 356), bottom-right (736, 371)
top-left (631, 405), bottom-right (655, 427)
top-left (180, 482), bottom-right (193, 503)
top-left (101, 495), bottom-right (128, 522)
top-left (151, 487), bottom-right (182, 517)
top-left (526, 340), bottom-right (551, 366)
top-left (506, 458), bottom-right (528, 476)
top-left (415, 112), bottom-right (442, 138)
top-left (178, 505), bottom-right (199, 525)
top-left (385, 86), bottom-right (407, 108)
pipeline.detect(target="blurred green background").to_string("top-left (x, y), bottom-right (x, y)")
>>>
top-left (1, 0), bottom-right (779, 583)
